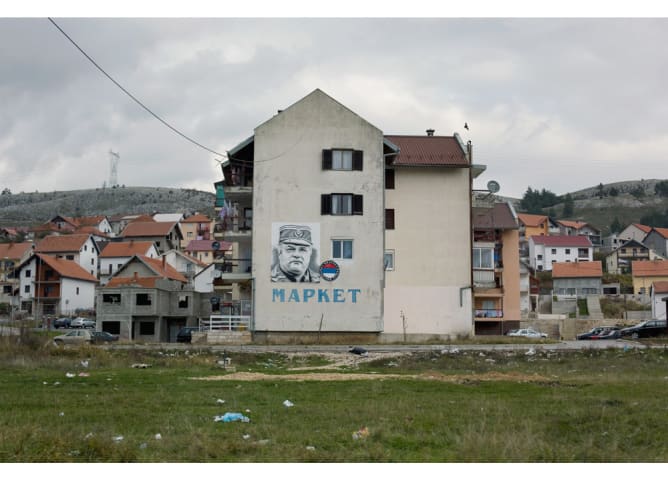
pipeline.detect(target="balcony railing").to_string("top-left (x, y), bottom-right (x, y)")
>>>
top-left (475, 309), bottom-right (504, 319)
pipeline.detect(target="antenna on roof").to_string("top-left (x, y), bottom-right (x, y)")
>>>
top-left (109, 150), bottom-right (120, 187)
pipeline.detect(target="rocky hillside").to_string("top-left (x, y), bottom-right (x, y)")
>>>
top-left (0, 186), bottom-right (216, 227)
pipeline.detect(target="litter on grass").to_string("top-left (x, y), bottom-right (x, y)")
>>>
top-left (66, 372), bottom-right (75, 378)
top-left (132, 363), bottom-right (151, 369)
top-left (155, 433), bottom-right (162, 440)
top-left (214, 412), bottom-right (250, 423)
top-left (283, 400), bottom-right (294, 407)
top-left (352, 427), bottom-right (369, 440)
top-left (112, 436), bottom-right (124, 443)
top-left (216, 398), bottom-right (226, 404)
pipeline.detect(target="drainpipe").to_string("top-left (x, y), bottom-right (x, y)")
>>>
top-left (467, 142), bottom-right (475, 336)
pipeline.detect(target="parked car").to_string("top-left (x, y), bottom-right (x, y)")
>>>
top-left (577, 326), bottom-right (621, 340)
top-left (176, 326), bottom-right (200, 343)
top-left (53, 317), bottom-right (72, 329)
top-left (91, 331), bottom-right (119, 344)
top-left (53, 329), bottom-right (93, 346)
top-left (506, 328), bottom-right (548, 339)
top-left (70, 317), bottom-right (96, 329)
top-left (620, 320), bottom-right (668, 339)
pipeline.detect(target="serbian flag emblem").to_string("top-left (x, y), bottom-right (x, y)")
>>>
top-left (319, 260), bottom-right (341, 281)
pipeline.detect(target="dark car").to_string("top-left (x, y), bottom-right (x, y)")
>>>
top-left (91, 331), bottom-right (119, 344)
top-left (620, 320), bottom-right (668, 339)
top-left (176, 326), bottom-right (200, 343)
top-left (577, 326), bottom-right (622, 340)
top-left (53, 317), bottom-right (72, 329)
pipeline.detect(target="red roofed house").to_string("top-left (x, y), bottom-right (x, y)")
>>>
top-left (552, 261), bottom-right (603, 298)
top-left (557, 220), bottom-right (601, 247)
top-left (632, 259), bottom-right (668, 296)
top-left (17, 253), bottom-right (98, 319)
top-left (528, 235), bottom-right (593, 272)
top-left (96, 255), bottom-right (212, 341)
top-left (34, 234), bottom-right (99, 278)
top-left (99, 240), bottom-right (160, 284)
top-left (179, 213), bottom-right (214, 249)
top-left (120, 221), bottom-right (183, 254)
top-left (0, 242), bottom-right (33, 307)
top-left (642, 227), bottom-right (668, 259)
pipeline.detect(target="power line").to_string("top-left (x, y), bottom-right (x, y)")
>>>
top-left (47, 17), bottom-right (227, 158)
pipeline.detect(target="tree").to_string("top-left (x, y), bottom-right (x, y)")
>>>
top-left (1, 188), bottom-right (11, 195)
top-left (597, 183), bottom-right (605, 198)
top-left (610, 217), bottom-right (623, 234)
top-left (562, 193), bottom-right (574, 218)
top-left (609, 187), bottom-right (619, 197)
top-left (520, 186), bottom-right (560, 214)
top-left (655, 180), bottom-right (668, 197)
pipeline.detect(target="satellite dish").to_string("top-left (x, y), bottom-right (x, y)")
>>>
top-left (212, 241), bottom-right (220, 251)
top-left (487, 180), bottom-right (500, 194)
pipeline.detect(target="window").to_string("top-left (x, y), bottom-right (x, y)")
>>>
top-left (136, 293), bottom-right (152, 306)
top-left (537, 254), bottom-right (543, 260)
top-left (25, 269), bottom-right (31, 278)
top-left (76, 287), bottom-right (80, 295)
top-left (384, 251), bottom-right (395, 271)
top-left (139, 322), bottom-right (155, 335)
top-left (565, 249), bottom-right (571, 254)
top-left (187, 232), bottom-right (193, 238)
top-left (385, 209), bottom-right (395, 230)
top-left (103, 293), bottom-right (121, 304)
top-left (108, 264), bottom-right (113, 274)
top-left (84, 245), bottom-right (88, 252)
top-left (385, 169), bottom-right (395, 189)
top-left (473, 247), bottom-right (494, 269)
top-left (322, 149), bottom-right (363, 171)
top-left (91, 258), bottom-right (95, 265)
top-left (178, 295), bottom-right (189, 308)
top-left (332, 240), bottom-right (353, 260)
top-left (24, 285), bottom-right (30, 293)
top-left (321, 194), bottom-right (363, 215)
top-left (551, 248), bottom-right (557, 254)
top-left (66, 255), bottom-right (74, 260)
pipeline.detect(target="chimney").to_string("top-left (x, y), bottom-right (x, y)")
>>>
top-left (426, 129), bottom-right (435, 137)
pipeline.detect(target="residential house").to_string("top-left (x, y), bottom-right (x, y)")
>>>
top-left (17, 253), bottom-right (98, 318)
top-left (99, 240), bottom-right (159, 285)
top-left (73, 216), bottom-right (114, 236)
top-left (619, 223), bottom-right (653, 243)
top-left (642, 227), bottom-right (668, 259)
top-left (552, 261), bottom-right (603, 298)
top-left (153, 213), bottom-right (184, 223)
top-left (212, 89), bottom-right (480, 341)
top-left (557, 220), bottom-right (602, 248)
top-left (161, 249), bottom-right (207, 280)
top-left (119, 221), bottom-right (183, 254)
top-left (179, 213), bottom-right (214, 249)
top-left (0, 242), bottom-right (33, 307)
top-left (519, 261), bottom-right (539, 315)
top-left (471, 202), bottom-right (521, 335)
top-left (184, 239), bottom-right (230, 265)
top-left (650, 281), bottom-right (668, 320)
top-left (192, 263), bottom-right (216, 293)
top-left (605, 239), bottom-right (657, 275)
top-left (631, 259), bottom-right (668, 297)
top-left (96, 255), bottom-right (211, 341)
top-left (528, 235), bottom-right (593, 272)
top-left (34, 234), bottom-right (99, 278)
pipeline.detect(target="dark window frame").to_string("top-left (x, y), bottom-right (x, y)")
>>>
top-left (385, 209), bottom-right (395, 229)
top-left (322, 149), bottom-right (363, 171)
top-left (321, 194), bottom-right (363, 215)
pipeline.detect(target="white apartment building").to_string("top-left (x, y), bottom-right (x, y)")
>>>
top-left (528, 235), bottom-right (593, 272)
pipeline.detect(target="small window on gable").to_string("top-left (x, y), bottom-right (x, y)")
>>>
top-left (385, 169), bottom-right (395, 189)
top-left (321, 194), bottom-right (363, 215)
top-left (385, 209), bottom-right (395, 230)
top-left (322, 149), bottom-right (363, 171)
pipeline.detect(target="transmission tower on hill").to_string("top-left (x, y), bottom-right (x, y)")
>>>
top-left (109, 149), bottom-right (120, 187)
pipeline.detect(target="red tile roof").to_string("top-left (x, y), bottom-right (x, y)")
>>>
top-left (185, 239), bottom-right (231, 252)
top-left (517, 213), bottom-right (548, 227)
top-left (384, 135), bottom-right (469, 167)
top-left (182, 214), bottom-right (211, 223)
top-left (530, 235), bottom-right (592, 247)
top-left (74, 226), bottom-right (109, 238)
top-left (121, 222), bottom-right (178, 237)
top-left (35, 234), bottom-right (92, 253)
top-left (552, 261), bottom-right (602, 278)
top-left (652, 227), bottom-right (668, 239)
top-left (472, 203), bottom-right (518, 229)
top-left (632, 223), bottom-right (653, 233)
top-left (139, 255), bottom-right (188, 282)
top-left (632, 260), bottom-right (668, 277)
top-left (0, 242), bottom-right (32, 259)
top-left (36, 254), bottom-right (98, 283)
top-left (558, 220), bottom-right (589, 230)
top-left (74, 215), bottom-right (107, 226)
top-left (652, 281), bottom-right (668, 293)
top-left (100, 241), bottom-right (156, 258)
top-left (106, 276), bottom-right (160, 288)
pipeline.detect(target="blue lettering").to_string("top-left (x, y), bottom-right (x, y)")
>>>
top-left (303, 289), bottom-right (315, 303)
top-left (348, 289), bottom-right (361, 303)
top-left (288, 289), bottom-right (300, 302)
top-left (272, 288), bottom-right (285, 302)
top-left (333, 289), bottom-right (345, 303)
top-left (318, 289), bottom-right (330, 303)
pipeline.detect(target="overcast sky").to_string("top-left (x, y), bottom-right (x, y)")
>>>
top-left (1, 13), bottom-right (668, 199)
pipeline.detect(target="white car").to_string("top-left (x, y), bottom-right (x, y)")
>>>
top-left (506, 328), bottom-right (548, 339)
top-left (70, 317), bottom-right (96, 329)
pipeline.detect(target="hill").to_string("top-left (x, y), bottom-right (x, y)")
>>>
top-left (0, 186), bottom-right (216, 227)
top-left (508, 179), bottom-right (668, 235)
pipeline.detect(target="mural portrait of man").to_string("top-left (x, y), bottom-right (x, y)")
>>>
top-left (271, 223), bottom-right (320, 283)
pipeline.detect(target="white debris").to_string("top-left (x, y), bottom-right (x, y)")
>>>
top-left (154, 433), bottom-right (162, 440)
top-left (216, 399), bottom-right (226, 404)
top-left (306, 446), bottom-right (316, 451)
top-left (283, 400), bottom-right (294, 407)
top-left (66, 372), bottom-right (75, 378)
top-left (526, 348), bottom-right (536, 356)
top-left (112, 436), bottom-right (124, 443)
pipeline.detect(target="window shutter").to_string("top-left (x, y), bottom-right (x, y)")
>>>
top-left (353, 150), bottom-right (363, 171)
top-left (385, 169), bottom-right (395, 189)
top-left (322, 149), bottom-right (333, 170)
top-left (321, 194), bottom-right (332, 215)
top-left (352, 195), bottom-right (363, 215)
top-left (385, 209), bottom-right (395, 229)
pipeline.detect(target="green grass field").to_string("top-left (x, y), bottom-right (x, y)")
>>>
top-left (1, 333), bottom-right (667, 462)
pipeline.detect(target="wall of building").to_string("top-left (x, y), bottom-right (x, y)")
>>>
top-left (61, 278), bottom-right (96, 314)
top-left (384, 166), bottom-right (473, 337)
top-left (251, 91), bottom-right (385, 333)
top-left (501, 229), bottom-right (521, 320)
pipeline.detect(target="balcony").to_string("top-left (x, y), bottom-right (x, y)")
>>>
top-left (214, 258), bottom-right (252, 281)
top-left (214, 218), bottom-right (252, 241)
top-left (474, 309), bottom-right (504, 319)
